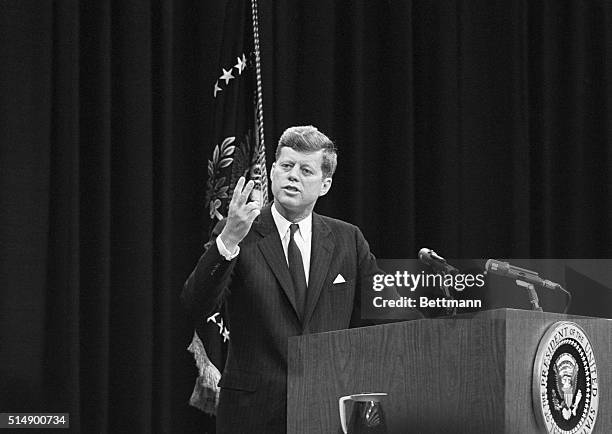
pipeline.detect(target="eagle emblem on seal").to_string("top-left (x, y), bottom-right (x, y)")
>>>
top-left (552, 353), bottom-right (583, 420)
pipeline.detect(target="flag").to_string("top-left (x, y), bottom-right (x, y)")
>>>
top-left (188, 0), bottom-right (268, 416)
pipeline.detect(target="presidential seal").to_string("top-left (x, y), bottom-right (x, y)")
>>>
top-left (533, 321), bottom-right (599, 434)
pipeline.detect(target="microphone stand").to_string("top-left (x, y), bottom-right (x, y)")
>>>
top-left (434, 269), bottom-right (457, 317)
top-left (515, 279), bottom-right (543, 312)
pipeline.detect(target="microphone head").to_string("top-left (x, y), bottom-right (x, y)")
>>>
top-left (418, 248), bottom-right (431, 262)
top-left (485, 259), bottom-right (510, 275)
top-left (418, 248), bottom-right (448, 265)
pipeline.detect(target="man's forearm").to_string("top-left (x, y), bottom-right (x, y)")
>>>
top-left (181, 221), bottom-right (237, 318)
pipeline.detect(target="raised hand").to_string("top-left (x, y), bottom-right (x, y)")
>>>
top-left (219, 177), bottom-right (261, 253)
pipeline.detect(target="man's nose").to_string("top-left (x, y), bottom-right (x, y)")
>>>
top-left (287, 166), bottom-right (299, 181)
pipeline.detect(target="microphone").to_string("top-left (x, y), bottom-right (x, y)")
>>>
top-left (418, 248), bottom-right (459, 275)
top-left (418, 248), bottom-right (459, 314)
top-left (485, 259), bottom-right (572, 314)
top-left (484, 259), bottom-right (559, 290)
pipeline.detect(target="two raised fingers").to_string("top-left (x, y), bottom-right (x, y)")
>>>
top-left (230, 177), bottom-right (261, 213)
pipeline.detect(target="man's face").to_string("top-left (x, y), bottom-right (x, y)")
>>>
top-left (270, 147), bottom-right (332, 220)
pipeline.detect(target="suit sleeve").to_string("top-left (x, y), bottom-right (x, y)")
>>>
top-left (181, 219), bottom-right (237, 319)
top-left (351, 226), bottom-right (424, 327)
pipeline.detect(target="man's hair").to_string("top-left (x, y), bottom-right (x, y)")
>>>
top-left (275, 125), bottom-right (337, 178)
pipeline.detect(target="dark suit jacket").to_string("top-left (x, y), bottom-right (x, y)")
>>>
top-left (182, 205), bottom-right (421, 433)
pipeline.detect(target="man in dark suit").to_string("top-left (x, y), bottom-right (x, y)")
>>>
top-left (182, 126), bottom-right (422, 433)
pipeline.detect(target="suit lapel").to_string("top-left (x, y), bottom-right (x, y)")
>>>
top-left (254, 206), bottom-right (301, 319)
top-left (303, 213), bottom-right (335, 327)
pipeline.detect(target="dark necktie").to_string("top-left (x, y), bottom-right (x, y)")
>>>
top-left (288, 223), bottom-right (307, 319)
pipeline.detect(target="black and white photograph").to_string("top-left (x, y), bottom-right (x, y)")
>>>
top-left (1, 0), bottom-right (611, 432)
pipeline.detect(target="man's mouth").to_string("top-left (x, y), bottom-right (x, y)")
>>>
top-left (282, 185), bottom-right (300, 193)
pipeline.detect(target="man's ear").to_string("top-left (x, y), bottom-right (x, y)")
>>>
top-left (319, 177), bottom-right (332, 196)
top-left (270, 162), bottom-right (276, 176)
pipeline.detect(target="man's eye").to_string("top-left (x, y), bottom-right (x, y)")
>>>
top-left (281, 163), bottom-right (292, 169)
top-left (302, 168), bottom-right (313, 175)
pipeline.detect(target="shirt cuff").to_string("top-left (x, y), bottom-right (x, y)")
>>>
top-left (216, 236), bottom-right (240, 261)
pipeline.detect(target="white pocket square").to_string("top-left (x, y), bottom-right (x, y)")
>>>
top-left (333, 274), bottom-right (346, 284)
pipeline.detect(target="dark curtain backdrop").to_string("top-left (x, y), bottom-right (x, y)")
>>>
top-left (1, 0), bottom-right (610, 432)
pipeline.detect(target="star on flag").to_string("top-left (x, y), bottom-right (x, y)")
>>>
top-left (207, 312), bottom-right (220, 323)
top-left (222, 327), bottom-right (230, 342)
top-left (205, 311), bottom-right (230, 342)
top-left (219, 67), bottom-right (235, 85)
top-left (216, 317), bottom-right (224, 333)
top-left (213, 80), bottom-right (222, 98)
top-left (234, 54), bottom-right (247, 74)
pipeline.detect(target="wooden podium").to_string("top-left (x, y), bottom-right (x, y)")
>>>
top-left (287, 309), bottom-right (611, 433)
